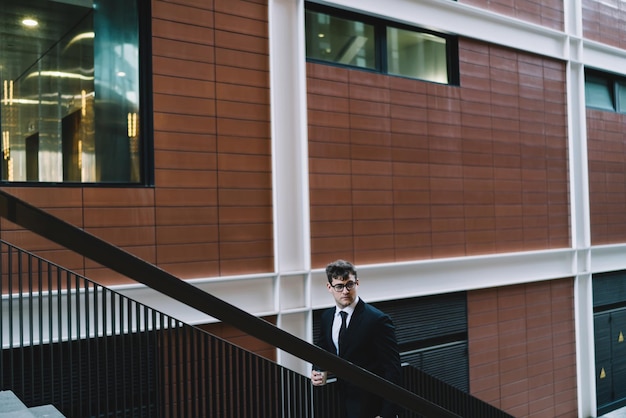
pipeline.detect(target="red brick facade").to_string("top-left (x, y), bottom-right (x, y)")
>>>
top-left (308, 39), bottom-right (569, 268)
top-left (468, 279), bottom-right (577, 417)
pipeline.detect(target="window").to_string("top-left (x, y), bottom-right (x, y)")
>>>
top-left (305, 3), bottom-right (458, 85)
top-left (584, 69), bottom-right (626, 114)
top-left (305, 11), bottom-right (376, 70)
top-left (617, 81), bottom-right (626, 113)
top-left (585, 72), bottom-right (614, 111)
top-left (387, 27), bottom-right (449, 84)
top-left (1, 0), bottom-right (151, 184)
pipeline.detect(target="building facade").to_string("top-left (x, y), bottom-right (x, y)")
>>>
top-left (2, 0), bottom-right (626, 416)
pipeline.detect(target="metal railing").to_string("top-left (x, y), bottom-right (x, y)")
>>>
top-left (313, 365), bottom-right (512, 418)
top-left (0, 240), bottom-right (312, 417)
top-left (0, 189), bottom-right (514, 417)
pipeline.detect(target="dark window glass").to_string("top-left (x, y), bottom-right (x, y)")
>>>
top-left (305, 4), bottom-right (457, 85)
top-left (305, 10), bottom-right (376, 70)
top-left (585, 73), bottom-right (614, 111)
top-left (1, 0), bottom-right (145, 183)
top-left (617, 81), bottom-right (626, 113)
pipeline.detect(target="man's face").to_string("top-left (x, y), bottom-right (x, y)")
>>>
top-left (327, 275), bottom-right (359, 308)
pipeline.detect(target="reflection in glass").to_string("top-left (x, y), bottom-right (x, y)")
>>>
top-left (387, 27), bottom-right (448, 84)
top-left (585, 74), bottom-right (614, 111)
top-left (305, 10), bottom-right (376, 70)
top-left (0, 0), bottom-right (141, 183)
top-left (617, 81), bottom-right (626, 113)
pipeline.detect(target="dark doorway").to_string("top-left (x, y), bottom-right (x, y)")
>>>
top-left (25, 133), bottom-right (39, 181)
top-left (594, 271), bottom-right (626, 416)
top-left (62, 110), bottom-right (82, 182)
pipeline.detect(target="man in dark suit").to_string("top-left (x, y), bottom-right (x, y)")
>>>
top-left (311, 259), bottom-right (401, 418)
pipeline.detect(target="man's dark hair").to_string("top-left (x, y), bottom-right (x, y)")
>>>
top-left (325, 259), bottom-right (358, 283)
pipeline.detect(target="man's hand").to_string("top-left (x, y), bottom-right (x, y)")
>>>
top-left (310, 370), bottom-right (327, 386)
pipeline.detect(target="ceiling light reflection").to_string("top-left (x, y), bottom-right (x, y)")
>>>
top-left (22, 18), bottom-right (38, 27)
top-left (24, 71), bottom-right (94, 81)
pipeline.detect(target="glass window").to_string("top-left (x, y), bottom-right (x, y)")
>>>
top-left (304, 4), bottom-right (458, 85)
top-left (305, 10), bottom-right (376, 70)
top-left (585, 74), bottom-right (614, 111)
top-left (616, 81), bottom-right (626, 113)
top-left (387, 27), bottom-right (448, 83)
top-left (1, 0), bottom-right (145, 184)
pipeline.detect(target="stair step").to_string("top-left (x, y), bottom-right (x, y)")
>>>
top-left (0, 391), bottom-right (28, 413)
top-left (0, 391), bottom-right (65, 418)
top-left (28, 405), bottom-right (65, 418)
top-left (0, 411), bottom-right (35, 418)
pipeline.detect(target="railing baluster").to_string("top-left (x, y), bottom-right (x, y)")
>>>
top-left (204, 329), bottom-right (211, 417)
top-left (189, 324), bottom-right (197, 418)
top-left (103, 286), bottom-right (110, 417)
top-left (150, 310), bottom-right (158, 418)
top-left (56, 266), bottom-right (62, 408)
top-left (213, 332), bottom-right (219, 417)
top-left (121, 293), bottom-right (126, 416)
top-left (37, 258), bottom-right (43, 405)
top-left (125, 297), bottom-right (132, 417)
top-left (8, 245), bottom-right (14, 390)
top-left (18, 248), bottom-right (24, 399)
top-left (74, 274), bottom-right (82, 415)
top-left (170, 318), bottom-right (175, 418)
top-left (182, 323), bottom-right (188, 418)
top-left (65, 270), bottom-right (73, 414)
top-left (85, 279), bottom-right (92, 418)
top-left (111, 289), bottom-right (118, 416)
top-left (159, 312), bottom-right (167, 418)
top-left (27, 254), bottom-right (34, 405)
top-left (136, 301), bottom-right (143, 417)
top-left (178, 320), bottom-right (185, 418)
top-left (94, 283), bottom-right (101, 417)
top-left (161, 315), bottom-right (169, 418)
top-left (219, 335), bottom-right (225, 418)
top-left (245, 352), bottom-right (251, 418)
top-left (120, 295), bottom-right (126, 417)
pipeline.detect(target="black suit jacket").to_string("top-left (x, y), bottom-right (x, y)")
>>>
top-left (316, 299), bottom-right (401, 418)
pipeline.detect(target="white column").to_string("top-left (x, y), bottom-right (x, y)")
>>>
top-left (268, 0), bottom-right (312, 375)
top-left (564, 0), bottom-right (595, 415)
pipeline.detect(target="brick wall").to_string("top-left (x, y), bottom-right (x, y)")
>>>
top-left (0, 0), bottom-right (274, 283)
top-left (460, 0), bottom-right (563, 30)
top-left (307, 39), bottom-right (570, 268)
top-left (587, 109), bottom-right (626, 244)
top-left (151, 0), bottom-right (274, 277)
top-left (467, 279), bottom-right (577, 417)
top-left (582, 0), bottom-right (626, 49)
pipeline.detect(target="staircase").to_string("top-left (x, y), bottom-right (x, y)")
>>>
top-left (0, 391), bottom-right (64, 418)
top-left (0, 190), bottom-right (515, 418)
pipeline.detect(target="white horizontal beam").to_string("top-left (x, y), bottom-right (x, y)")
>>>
top-left (311, 249), bottom-right (579, 308)
top-left (590, 244), bottom-right (626, 274)
top-left (313, 0), bottom-right (626, 76)
top-left (583, 39), bottom-right (626, 75)
top-left (313, 0), bottom-right (568, 59)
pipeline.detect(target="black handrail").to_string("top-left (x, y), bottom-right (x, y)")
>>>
top-left (0, 190), bottom-right (459, 417)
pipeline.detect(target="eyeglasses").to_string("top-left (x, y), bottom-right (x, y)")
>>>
top-left (330, 281), bottom-right (357, 292)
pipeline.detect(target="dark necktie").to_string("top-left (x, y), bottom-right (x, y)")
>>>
top-left (338, 311), bottom-right (348, 355)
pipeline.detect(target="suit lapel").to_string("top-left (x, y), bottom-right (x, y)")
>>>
top-left (324, 308), bottom-right (335, 353)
